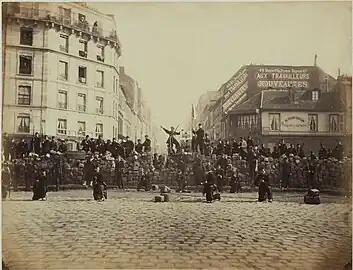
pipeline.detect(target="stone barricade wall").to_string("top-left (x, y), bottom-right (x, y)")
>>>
top-left (9, 154), bottom-right (352, 191)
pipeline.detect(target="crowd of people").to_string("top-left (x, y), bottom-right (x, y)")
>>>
top-left (1, 124), bottom-right (351, 202)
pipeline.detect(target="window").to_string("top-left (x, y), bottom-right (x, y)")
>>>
top-left (78, 66), bottom-right (87, 84)
top-left (97, 46), bottom-right (104, 62)
top-left (269, 113), bottom-right (280, 131)
top-left (113, 76), bottom-right (116, 93)
top-left (58, 90), bottom-right (67, 109)
top-left (308, 114), bottom-right (318, 132)
top-left (329, 114), bottom-right (344, 132)
top-left (59, 34), bottom-right (68, 52)
top-left (20, 28), bottom-right (33, 46)
top-left (96, 96), bottom-right (103, 114)
top-left (17, 114), bottom-right (30, 133)
top-left (77, 93), bottom-right (86, 112)
top-left (118, 116), bottom-right (123, 135)
top-left (96, 70), bottom-right (104, 88)
top-left (78, 13), bottom-right (86, 22)
top-left (312, 90), bottom-right (319, 101)
top-left (113, 126), bottom-right (117, 138)
top-left (18, 85), bottom-right (31, 105)
top-left (113, 101), bottom-right (116, 118)
top-left (57, 119), bottom-right (67, 135)
top-left (19, 55), bottom-right (32, 75)
top-left (79, 40), bottom-right (87, 57)
top-left (95, 123), bottom-right (103, 138)
top-left (236, 115), bottom-right (258, 129)
top-left (59, 61), bottom-right (68, 80)
top-left (77, 121), bottom-right (86, 136)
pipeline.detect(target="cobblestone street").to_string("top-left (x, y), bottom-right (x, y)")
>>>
top-left (2, 190), bottom-right (352, 270)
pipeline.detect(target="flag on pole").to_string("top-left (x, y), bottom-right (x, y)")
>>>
top-left (192, 104), bottom-right (195, 119)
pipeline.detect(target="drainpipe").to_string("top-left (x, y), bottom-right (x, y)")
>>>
top-left (2, 14), bottom-right (8, 135)
top-left (40, 23), bottom-right (46, 137)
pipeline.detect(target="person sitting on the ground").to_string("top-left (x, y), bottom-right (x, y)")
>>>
top-left (92, 166), bottom-right (107, 201)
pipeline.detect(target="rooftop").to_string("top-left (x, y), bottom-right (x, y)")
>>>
top-left (229, 88), bottom-right (344, 114)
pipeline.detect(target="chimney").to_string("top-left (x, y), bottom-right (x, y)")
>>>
top-left (314, 54), bottom-right (317, 66)
top-left (288, 88), bottom-right (295, 103)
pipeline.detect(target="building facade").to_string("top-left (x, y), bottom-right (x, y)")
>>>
top-left (2, 2), bottom-right (122, 142)
top-left (119, 67), bottom-right (152, 142)
top-left (197, 64), bottom-right (338, 141)
top-left (227, 88), bottom-right (350, 153)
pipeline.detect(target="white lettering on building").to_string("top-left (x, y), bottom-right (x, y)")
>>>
top-left (223, 82), bottom-right (248, 113)
top-left (223, 68), bottom-right (248, 100)
top-left (255, 67), bottom-right (311, 89)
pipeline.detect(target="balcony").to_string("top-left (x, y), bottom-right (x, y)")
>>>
top-left (97, 55), bottom-right (104, 62)
top-left (59, 45), bottom-right (68, 53)
top-left (57, 102), bottom-right (67, 109)
top-left (79, 50), bottom-right (87, 58)
top-left (78, 77), bottom-right (86, 84)
top-left (3, 4), bottom-right (122, 51)
top-left (77, 104), bottom-right (86, 112)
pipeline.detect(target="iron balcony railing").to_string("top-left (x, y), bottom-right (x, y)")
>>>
top-left (3, 4), bottom-right (121, 46)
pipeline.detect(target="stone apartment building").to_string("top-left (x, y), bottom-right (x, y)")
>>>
top-left (2, 2), bottom-right (122, 142)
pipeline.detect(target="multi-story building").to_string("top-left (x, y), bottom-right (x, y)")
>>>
top-left (198, 64), bottom-right (337, 140)
top-left (2, 2), bottom-right (122, 146)
top-left (119, 66), bottom-right (152, 142)
top-left (226, 87), bottom-right (350, 153)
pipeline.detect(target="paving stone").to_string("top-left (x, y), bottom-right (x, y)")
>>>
top-left (2, 190), bottom-right (352, 270)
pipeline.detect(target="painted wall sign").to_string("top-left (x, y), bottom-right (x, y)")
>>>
top-left (254, 67), bottom-right (311, 89)
top-left (281, 115), bottom-right (308, 131)
top-left (223, 68), bottom-right (248, 101)
top-left (223, 82), bottom-right (248, 114)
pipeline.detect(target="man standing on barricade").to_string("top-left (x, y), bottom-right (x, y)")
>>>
top-left (161, 126), bottom-right (181, 154)
top-left (31, 132), bottom-right (41, 156)
top-left (96, 135), bottom-right (105, 154)
top-left (42, 135), bottom-right (51, 155)
top-left (193, 123), bottom-right (205, 155)
top-left (115, 155), bottom-right (125, 190)
top-left (110, 138), bottom-right (119, 158)
top-left (143, 135), bottom-right (152, 153)
top-left (81, 135), bottom-right (91, 153)
top-left (123, 136), bottom-right (135, 157)
top-left (135, 139), bottom-right (143, 154)
top-left (50, 136), bottom-right (58, 151)
top-left (204, 133), bottom-right (211, 156)
top-left (2, 133), bottom-right (11, 161)
top-left (117, 139), bottom-right (126, 159)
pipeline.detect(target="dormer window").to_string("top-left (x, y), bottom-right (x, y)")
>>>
top-left (312, 90), bottom-right (319, 101)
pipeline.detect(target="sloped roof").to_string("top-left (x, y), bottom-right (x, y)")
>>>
top-left (261, 89), bottom-right (344, 111)
top-left (228, 89), bottom-right (344, 114)
top-left (228, 92), bottom-right (262, 114)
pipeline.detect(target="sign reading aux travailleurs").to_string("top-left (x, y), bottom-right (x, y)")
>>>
top-left (254, 67), bottom-right (311, 89)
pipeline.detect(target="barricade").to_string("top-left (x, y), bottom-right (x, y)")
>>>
top-left (6, 153), bottom-right (352, 191)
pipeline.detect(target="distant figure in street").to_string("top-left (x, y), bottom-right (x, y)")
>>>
top-left (92, 166), bottom-right (107, 201)
top-left (32, 169), bottom-right (48, 201)
top-left (256, 169), bottom-right (272, 202)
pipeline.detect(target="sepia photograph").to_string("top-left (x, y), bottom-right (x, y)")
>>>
top-left (1, 1), bottom-right (352, 270)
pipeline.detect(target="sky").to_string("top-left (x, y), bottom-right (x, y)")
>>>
top-left (91, 1), bottom-right (352, 130)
